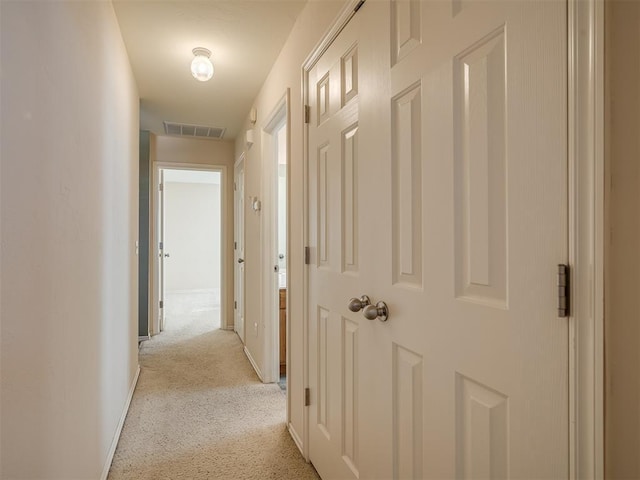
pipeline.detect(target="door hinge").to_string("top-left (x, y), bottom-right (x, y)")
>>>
top-left (557, 264), bottom-right (569, 317)
top-left (234, 301), bottom-right (237, 310)
top-left (159, 183), bottom-right (164, 192)
top-left (304, 387), bottom-right (311, 406)
top-left (234, 182), bottom-right (237, 191)
top-left (234, 241), bottom-right (237, 250)
top-left (304, 105), bottom-right (310, 124)
top-left (159, 300), bottom-right (163, 309)
top-left (304, 246), bottom-right (310, 265)
top-left (159, 241), bottom-right (163, 250)
top-left (354, 0), bottom-right (366, 12)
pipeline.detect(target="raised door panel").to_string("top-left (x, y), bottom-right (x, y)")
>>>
top-left (453, 27), bottom-right (507, 309)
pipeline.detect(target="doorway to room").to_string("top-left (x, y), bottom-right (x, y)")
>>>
top-left (158, 168), bottom-right (222, 332)
top-left (263, 93), bottom-right (289, 389)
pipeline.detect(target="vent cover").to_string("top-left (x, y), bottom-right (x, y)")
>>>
top-left (163, 121), bottom-right (226, 140)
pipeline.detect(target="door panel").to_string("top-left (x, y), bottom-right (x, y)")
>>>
top-left (308, 0), bottom-right (568, 477)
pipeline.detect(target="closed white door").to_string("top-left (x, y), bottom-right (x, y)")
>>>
top-left (235, 160), bottom-right (246, 343)
top-left (307, 0), bottom-right (568, 478)
top-left (307, 12), bottom-right (362, 480)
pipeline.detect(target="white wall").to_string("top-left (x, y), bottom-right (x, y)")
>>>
top-left (0, 2), bottom-right (139, 478)
top-left (153, 136), bottom-right (235, 329)
top-left (234, 0), bottom-right (348, 452)
top-left (164, 181), bottom-right (221, 293)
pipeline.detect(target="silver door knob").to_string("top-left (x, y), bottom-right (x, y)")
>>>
top-left (348, 295), bottom-right (371, 313)
top-left (164, 253), bottom-right (170, 258)
top-left (238, 258), bottom-right (244, 264)
top-left (363, 301), bottom-right (389, 322)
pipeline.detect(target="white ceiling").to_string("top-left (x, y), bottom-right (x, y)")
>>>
top-left (112, 0), bottom-right (307, 140)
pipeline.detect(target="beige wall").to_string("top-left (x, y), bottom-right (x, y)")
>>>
top-left (605, 0), bottom-right (640, 477)
top-left (0, 2), bottom-right (140, 478)
top-left (153, 136), bottom-right (235, 329)
top-left (235, 0), bottom-right (348, 450)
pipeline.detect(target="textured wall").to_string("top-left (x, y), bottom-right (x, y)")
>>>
top-left (0, 1), bottom-right (140, 477)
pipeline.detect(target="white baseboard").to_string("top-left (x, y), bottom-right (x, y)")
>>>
top-left (138, 335), bottom-right (149, 342)
top-left (100, 365), bottom-right (140, 480)
top-left (244, 346), bottom-right (263, 381)
top-left (288, 423), bottom-right (304, 456)
top-left (221, 325), bottom-right (234, 331)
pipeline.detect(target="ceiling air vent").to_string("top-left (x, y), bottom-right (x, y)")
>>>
top-left (163, 121), bottom-right (226, 140)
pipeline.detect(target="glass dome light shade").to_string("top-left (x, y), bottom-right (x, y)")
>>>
top-left (191, 48), bottom-right (214, 82)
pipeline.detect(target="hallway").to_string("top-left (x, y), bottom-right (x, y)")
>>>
top-left (108, 302), bottom-right (318, 479)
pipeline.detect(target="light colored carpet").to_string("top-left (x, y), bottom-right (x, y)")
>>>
top-left (108, 293), bottom-right (319, 480)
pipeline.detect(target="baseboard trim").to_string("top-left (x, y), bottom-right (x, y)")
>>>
top-left (221, 325), bottom-right (234, 331)
top-left (138, 335), bottom-right (149, 342)
top-left (243, 346), bottom-right (263, 381)
top-left (288, 423), bottom-right (304, 456)
top-left (100, 365), bottom-right (140, 480)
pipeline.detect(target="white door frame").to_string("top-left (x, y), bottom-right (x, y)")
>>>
top-left (299, 0), bottom-right (605, 473)
top-left (234, 154), bottom-right (246, 343)
top-left (568, 0), bottom-right (605, 477)
top-left (262, 90), bottom-right (290, 385)
top-left (150, 162), bottom-right (228, 336)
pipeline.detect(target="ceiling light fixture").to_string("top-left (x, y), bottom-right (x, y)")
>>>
top-left (191, 47), bottom-right (214, 82)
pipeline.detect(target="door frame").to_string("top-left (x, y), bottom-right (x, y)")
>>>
top-left (300, 0), bottom-right (605, 473)
top-left (261, 90), bottom-right (291, 386)
top-left (568, 0), bottom-right (605, 477)
top-left (150, 162), bottom-right (228, 336)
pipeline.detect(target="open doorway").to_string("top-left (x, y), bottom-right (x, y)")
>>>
top-left (275, 121), bottom-right (287, 387)
top-left (158, 168), bottom-right (222, 333)
top-left (263, 93), bottom-right (289, 389)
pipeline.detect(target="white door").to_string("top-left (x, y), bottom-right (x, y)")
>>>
top-left (158, 169), bottom-right (166, 333)
top-left (234, 159), bottom-right (246, 343)
top-left (307, 0), bottom-right (568, 478)
top-left (307, 13), bottom-right (362, 480)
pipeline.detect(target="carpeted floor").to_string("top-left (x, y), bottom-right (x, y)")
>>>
top-left (108, 292), bottom-right (319, 480)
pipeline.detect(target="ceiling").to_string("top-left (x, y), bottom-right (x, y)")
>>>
top-left (112, 0), bottom-right (308, 141)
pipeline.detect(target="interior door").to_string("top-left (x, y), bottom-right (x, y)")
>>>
top-left (307, 12), bottom-right (362, 480)
top-left (158, 169), bottom-right (165, 333)
top-left (307, 0), bottom-right (568, 478)
top-left (234, 159), bottom-right (246, 343)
